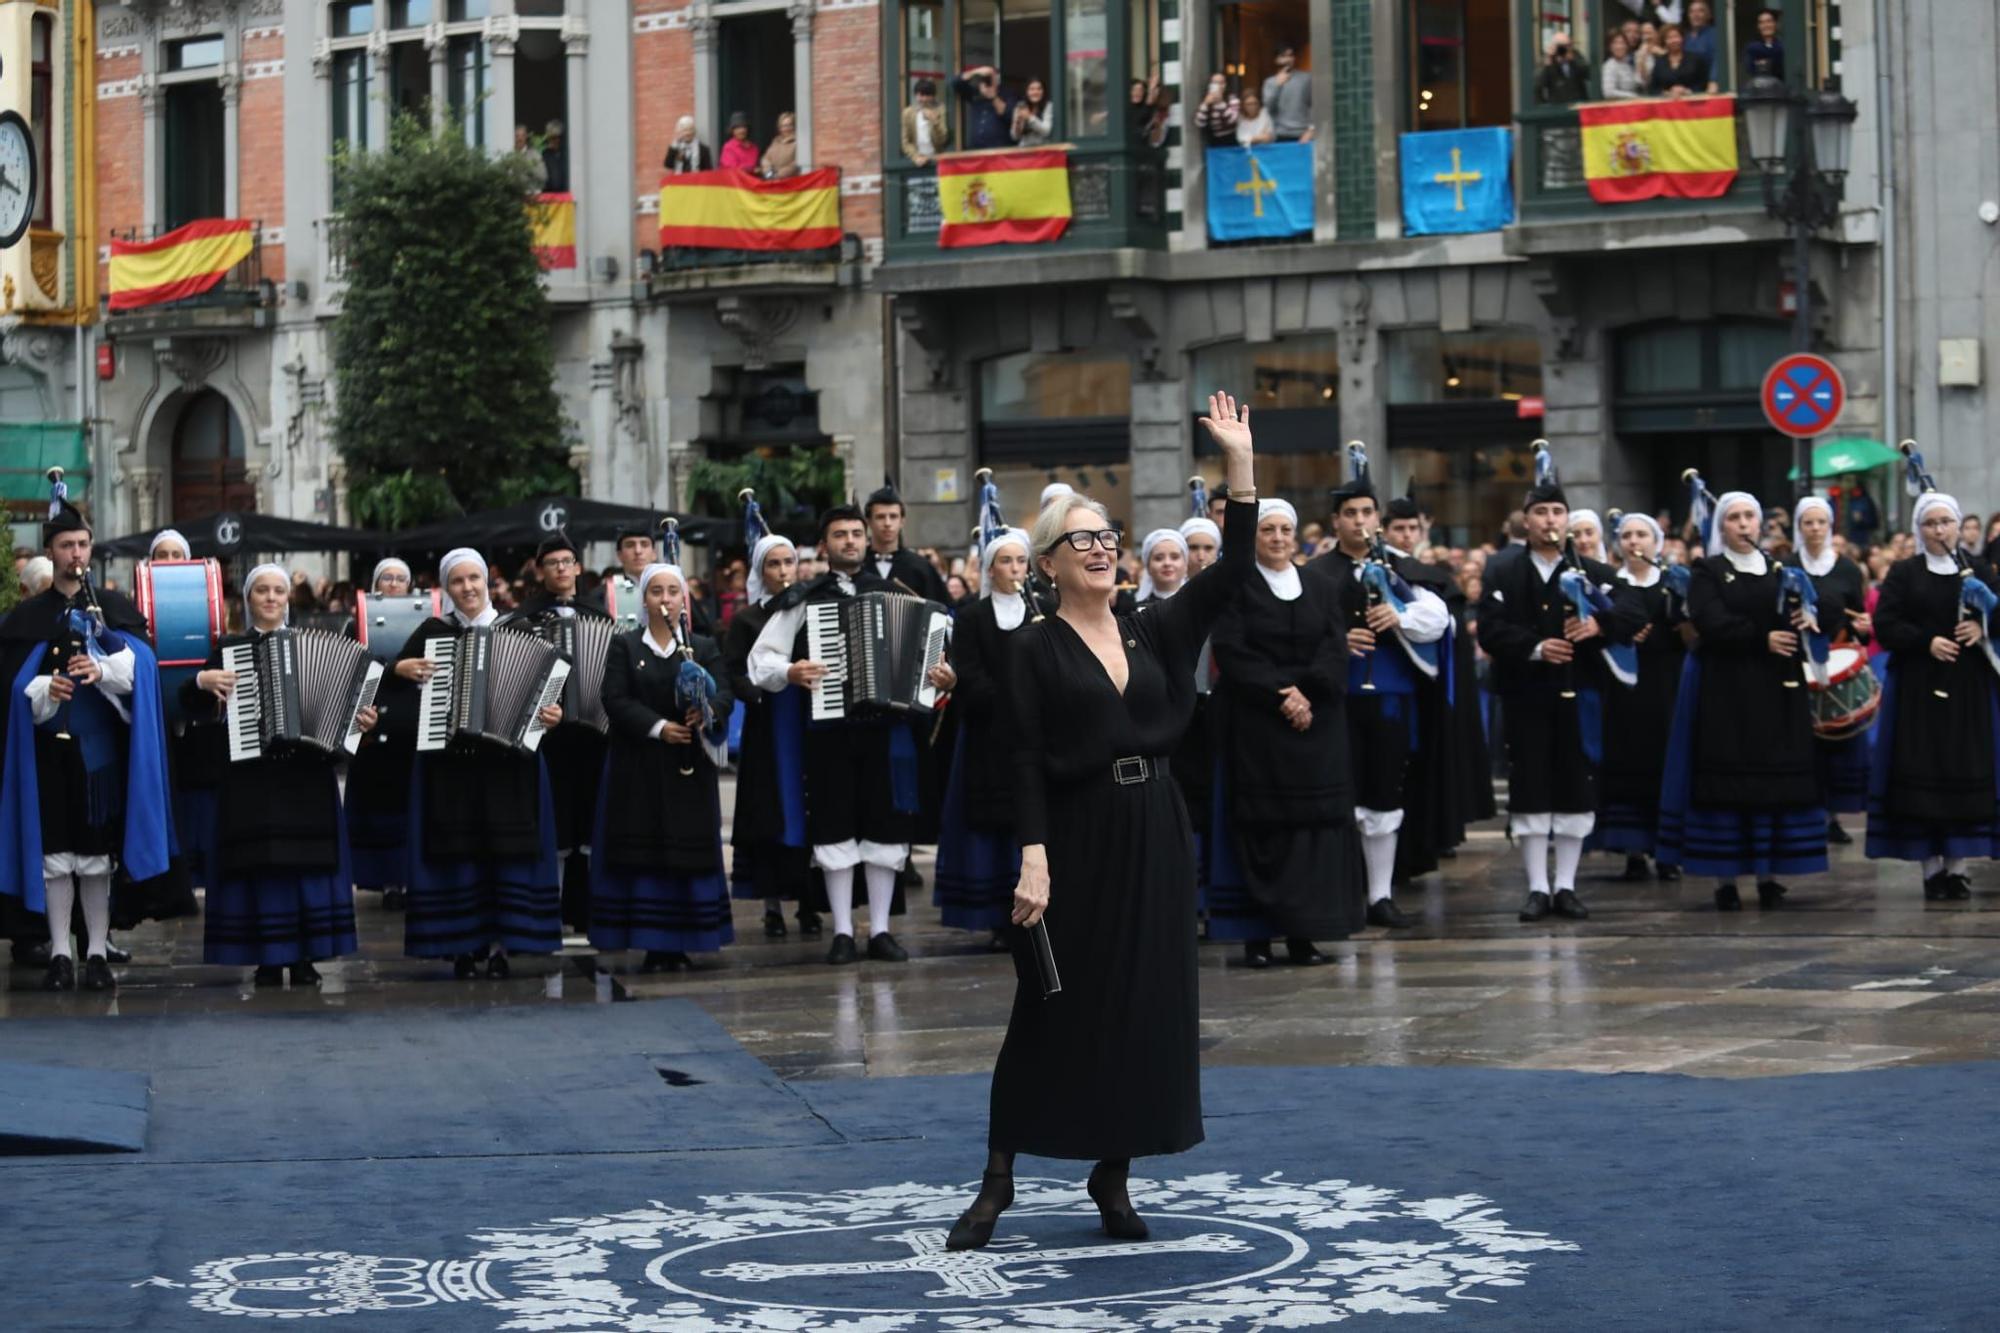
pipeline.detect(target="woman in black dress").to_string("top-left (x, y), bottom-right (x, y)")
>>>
top-left (588, 562), bottom-right (736, 970)
top-left (1205, 498), bottom-right (1364, 963)
top-left (348, 558), bottom-right (419, 909)
top-left (1865, 491), bottom-right (2000, 898)
top-left (1786, 497), bottom-right (1873, 842)
top-left (1590, 512), bottom-right (1687, 881)
top-left (1656, 492), bottom-right (1828, 910)
top-left (946, 393), bottom-right (1258, 1251)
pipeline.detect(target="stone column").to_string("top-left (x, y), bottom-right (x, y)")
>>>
top-left (563, 13), bottom-right (589, 276)
top-left (139, 74), bottom-right (161, 229)
top-left (127, 466), bottom-right (164, 532)
top-left (789, 0), bottom-right (814, 167)
top-left (366, 29), bottom-right (391, 150)
top-left (690, 6), bottom-right (716, 149)
top-left (486, 13), bottom-right (519, 155)
top-left (426, 22), bottom-right (449, 133)
top-left (220, 64), bottom-right (242, 216)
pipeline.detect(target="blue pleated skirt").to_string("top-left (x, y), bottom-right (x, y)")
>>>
top-left (934, 730), bottom-right (1021, 932)
top-left (1816, 733), bottom-right (1871, 815)
top-left (348, 807), bottom-right (410, 890)
top-left (403, 761), bottom-right (562, 958)
top-left (203, 827), bottom-right (357, 967)
top-left (175, 785), bottom-right (218, 888)
top-left (587, 866), bottom-right (736, 954)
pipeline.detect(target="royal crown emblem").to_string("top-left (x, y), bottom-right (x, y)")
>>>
top-left (959, 178), bottom-right (996, 223)
top-left (184, 1252), bottom-right (503, 1318)
top-left (1609, 129), bottom-right (1654, 176)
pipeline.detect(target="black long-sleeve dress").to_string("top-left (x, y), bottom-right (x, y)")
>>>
top-left (1204, 568), bottom-right (1366, 942)
top-left (986, 498), bottom-right (1254, 1161)
top-left (1864, 554), bottom-right (2000, 862)
top-left (1591, 571), bottom-right (1687, 857)
top-left (1656, 555), bottom-right (1828, 879)
top-left (1784, 551), bottom-right (1872, 814)
top-left (936, 593), bottom-right (1028, 930)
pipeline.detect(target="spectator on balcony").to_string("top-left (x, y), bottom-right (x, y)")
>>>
top-left (665, 116), bottom-right (713, 174)
top-left (1682, 1), bottom-right (1720, 74)
top-left (1195, 72), bottom-right (1239, 148)
top-left (541, 120), bottom-right (570, 193)
top-left (764, 112), bottom-right (801, 179)
top-left (513, 124), bottom-right (548, 193)
top-left (1261, 46), bottom-right (1313, 143)
top-left (720, 113), bottom-right (761, 171)
top-left (1012, 78), bottom-right (1053, 146)
top-left (1635, 21), bottom-right (1666, 87)
top-left (1647, 25), bottom-right (1717, 98)
top-left (1234, 91), bottom-right (1276, 146)
top-left (1534, 32), bottom-right (1591, 104)
top-left (1601, 33), bottom-right (1643, 99)
top-left (1136, 84), bottom-right (1173, 149)
top-left (1743, 8), bottom-right (1785, 82)
top-left (902, 80), bottom-right (952, 165)
top-left (953, 65), bottom-right (1020, 151)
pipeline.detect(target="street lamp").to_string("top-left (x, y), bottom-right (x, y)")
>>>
top-left (1737, 78), bottom-right (1859, 494)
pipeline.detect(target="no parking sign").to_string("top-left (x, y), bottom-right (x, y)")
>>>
top-left (1762, 353), bottom-right (1845, 438)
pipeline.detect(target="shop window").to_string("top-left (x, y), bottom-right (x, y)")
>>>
top-left (1386, 328), bottom-right (1546, 548)
top-left (1187, 335), bottom-right (1339, 451)
top-left (979, 350), bottom-right (1133, 532)
top-left (1387, 328), bottom-right (1542, 403)
top-left (1409, 0), bottom-right (1511, 129)
top-left (1213, 0), bottom-right (1310, 108)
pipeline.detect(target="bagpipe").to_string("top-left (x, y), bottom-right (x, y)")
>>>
top-left (660, 516), bottom-right (724, 773)
top-left (42, 468), bottom-right (114, 741)
top-left (1345, 442), bottom-right (1441, 687)
top-left (1685, 463), bottom-right (1831, 684)
top-left (1188, 473), bottom-right (1209, 523)
top-left (1903, 439), bottom-right (2000, 682)
top-left (1556, 536), bottom-right (1639, 688)
top-left (1605, 508), bottom-right (1691, 620)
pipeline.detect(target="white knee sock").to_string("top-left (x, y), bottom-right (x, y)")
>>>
top-left (1362, 832), bottom-right (1398, 905)
top-left (1552, 835), bottom-right (1584, 893)
top-left (863, 863), bottom-right (897, 938)
top-left (1519, 833), bottom-right (1550, 896)
top-left (824, 865), bottom-right (856, 939)
top-left (78, 875), bottom-right (112, 960)
top-left (43, 873), bottom-right (75, 960)
top-left (1923, 855), bottom-right (1944, 878)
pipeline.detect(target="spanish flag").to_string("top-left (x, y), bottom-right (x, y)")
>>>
top-left (658, 168), bottom-right (841, 251)
top-left (528, 192), bottom-right (576, 269)
top-left (108, 219), bottom-right (255, 312)
top-left (1578, 95), bottom-right (1739, 204)
top-left (937, 147), bottom-right (1072, 248)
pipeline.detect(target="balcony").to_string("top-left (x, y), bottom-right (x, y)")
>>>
top-left (643, 238), bottom-right (858, 301)
top-left (103, 220), bottom-right (275, 338)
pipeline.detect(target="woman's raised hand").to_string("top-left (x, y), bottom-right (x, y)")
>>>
top-left (1197, 392), bottom-right (1252, 455)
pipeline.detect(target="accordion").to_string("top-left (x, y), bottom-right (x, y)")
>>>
top-left (415, 623), bottom-right (572, 755)
top-left (804, 591), bottom-right (951, 722)
top-left (222, 628), bottom-right (385, 764)
top-left (530, 608), bottom-right (616, 734)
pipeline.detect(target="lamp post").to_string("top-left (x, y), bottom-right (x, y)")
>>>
top-left (1739, 78), bottom-right (1859, 496)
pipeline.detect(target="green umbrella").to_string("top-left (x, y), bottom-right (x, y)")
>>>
top-left (1787, 438), bottom-right (1901, 481)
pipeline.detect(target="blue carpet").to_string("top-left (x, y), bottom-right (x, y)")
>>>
top-left (1, 1004), bottom-right (1994, 1330)
top-left (0, 1060), bottom-right (148, 1154)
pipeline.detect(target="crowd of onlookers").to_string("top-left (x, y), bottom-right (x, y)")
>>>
top-left (664, 110), bottom-right (806, 179)
top-left (1537, 3), bottom-right (1787, 105)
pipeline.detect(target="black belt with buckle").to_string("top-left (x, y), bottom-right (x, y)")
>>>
top-left (1111, 755), bottom-right (1169, 785)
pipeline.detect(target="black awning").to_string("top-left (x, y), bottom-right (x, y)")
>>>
top-left (96, 512), bottom-right (388, 560)
top-left (387, 497), bottom-right (734, 556)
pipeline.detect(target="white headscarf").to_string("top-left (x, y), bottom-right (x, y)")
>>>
top-left (1613, 512), bottom-right (1664, 585)
top-left (639, 561), bottom-right (688, 648)
top-left (1039, 482), bottom-right (1075, 509)
top-left (438, 547), bottom-right (492, 624)
top-left (1254, 499), bottom-right (1302, 600)
top-left (1791, 497), bottom-right (1835, 577)
top-left (1136, 528), bottom-right (1187, 601)
top-left (746, 534), bottom-right (796, 606)
top-left (148, 528), bottom-right (190, 560)
top-left (978, 528), bottom-right (1031, 597)
top-left (1915, 492), bottom-right (1964, 573)
top-left (1566, 509), bottom-right (1603, 554)
top-left (1710, 491), bottom-right (1761, 559)
top-left (241, 562), bottom-right (290, 630)
top-left (370, 557), bottom-right (412, 593)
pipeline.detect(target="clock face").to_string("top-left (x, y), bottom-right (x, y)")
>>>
top-left (0, 112), bottom-right (35, 250)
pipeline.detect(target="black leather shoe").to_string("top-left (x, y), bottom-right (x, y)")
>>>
top-left (382, 887), bottom-right (407, 910)
top-left (290, 961), bottom-right (321, 986)
top-left (1947, 873), bottom-right (1974, 901)
top-left (826, 933), bottom-right (858, 965)
top-left (1552, 889), bottom-right (1590, 920)
top-left (453, 953), bottom-right (479, 979)
top-left (82, 955), bottom-right (115, 992)
top-left (1827, 818), bottom-right (1853, 846)
top-left (1242, 939), bottom-right (1273, 968)
top-left (1284, 937), bottom-right (1330, 965)
top-left (762, 910), bottom-right (788, 940)
top-left (1518, 892), bottom-right (1552, 923)
top-left (945, 1170), bottom-right (1014, 1252)
top-left (1366, 899), bottom-right (1415, 929)
top-left (643, 950), bottom-right (691, 973)
top-left (1087, 1162), bottom-right (1150, 1241)
top-left (1621, 855), bottom-right (1652, 882)
top-left (1656, 863), bottom-right (1683, 882)
top-left (1756, 881), bottom-right (1787, 911)
top-left (899, 864), bottom-right (925, 890)
top-left (867, 932), bottom-right (909, 962)
top-left (41, 954), bottom-right (75, 992)
top-left (486, 953), bottom-right (511, 979)
top-left (254, 964), bottom-right (285, 987)
top-left (796, 910), bottom-right (824, 938)
top-left (1923, 872), bottom-right (1951, 901)
top-left (104, 942), bottom-right (132, 965)
top-left (1715, 884), bottom-right (1743, 911)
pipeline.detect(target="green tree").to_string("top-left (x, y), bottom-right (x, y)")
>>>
top-left (332, 116), bottom-right (573, 529)
top-left (0, 542), bottom-right (19, 615)
top-left (684, 446), bottom-right (848, 532)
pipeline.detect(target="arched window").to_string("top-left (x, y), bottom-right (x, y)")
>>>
top-left (171, 390), bottom-right (253, 522)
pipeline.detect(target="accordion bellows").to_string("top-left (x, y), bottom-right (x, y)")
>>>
top-left (416, 624), bottom-right (572, 755)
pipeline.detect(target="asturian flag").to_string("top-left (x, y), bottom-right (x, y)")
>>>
top-left (1204, 143), bottom-right (1313, 242)
top-left (1399, 128), bottom-right (1514, 236)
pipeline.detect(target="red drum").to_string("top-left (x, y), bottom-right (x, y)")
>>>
top-left (1807, 644), bottom-right (1882, 740)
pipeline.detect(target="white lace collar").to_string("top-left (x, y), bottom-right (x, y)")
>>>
top-left (991, 589), bottom-right (1026, 630)
top-left (642, 626), bottom-right (681, 658)
top-left (1722, 546), bottom-right (1768, 576)
top-left (1255, 561), bottom-right (1302, 602)
top-left (1798, 541), bottom-right (1836, 578)
top-left (1925, 548), bottom-right (1960, 576)
top-left (1618, 563), bottom-right (1660, 588)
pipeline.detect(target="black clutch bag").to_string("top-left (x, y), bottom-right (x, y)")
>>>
top-left (1028, 919), bottom-right (1061, 997)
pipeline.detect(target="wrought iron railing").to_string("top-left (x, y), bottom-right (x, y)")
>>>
top-left (107, 219), bottom-right (267, 312)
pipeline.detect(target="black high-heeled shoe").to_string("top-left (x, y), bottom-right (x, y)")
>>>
top-left (487, 952), bottom-right (511, 979)
top-left (453, 954), bottom-right (479, 979)
top-left (1242, 940), bottom-right (1273, 969)
top-left (290, 961), bottom-right (321, 986)
top-left (1087, 1160), bottom-right (1149, 1241)
top-left (1284, 937), bottom-right (1330, 966)
top-left (945, 1169), bottom-right (1015, 1251)
top-left (1756, 881), bottom-right (1787, 911)
top-left (763, 910), bottom-right (787, 940)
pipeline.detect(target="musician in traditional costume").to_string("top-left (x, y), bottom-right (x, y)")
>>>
top-left (936, 526), bottom-right (1033, 944)
top-left (394, 548), bottom-right (565, 976)
top-left (864, 476), bottom-right (952, 603)
top-left (587, 562), bottom-right (735, 971)
top-left (1307, 465), bottom-right (1452, 931)
top-left (1589, 512), bottom-right (1688, 882)
top-left (748, 507), bottom-right (957, 965)
top-left (584, 523), bottom-right (655, 630)
top-left (347, 557), bottom-right (419, 910)
top-left (1135, 529), bottom-right (1188, 605)
top-left (1476, 452), bottom-right (1640, 922)
top-left (1179, 516), bottom-right (1221, 572)
top-left (185, 566), bottom-right (376, 985)
top-left (1383, 495), bottom-right (1494, 831)
top-left (1656, 489), bottom-right (1828, 910)
top-left (518, 532), bottom-right (610, 931)
top-left (1864, 486), bottom-right (2000, 898)
top-left (144, 526), bottom-right (217, 947)
top-left (945, 393), bottom-right (1257, 1253)
top-left (1785, 497), bottom-right (1873, 844)
top-left (1170, 510), bottom-right (1224, 893)
top-left (724, 528), bottom-right (819, 938)
top-left (1566, 509), bottom-right (1607, 564)
top-left (0, 491), bottom-right (175, 992)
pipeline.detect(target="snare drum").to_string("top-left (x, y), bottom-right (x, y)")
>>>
top-left (1807, 644), bottom-right (1882, 740)
top-left (135, 559), bottom-right (224, 726)
top-left (354, 590), bottom-right (443, 662)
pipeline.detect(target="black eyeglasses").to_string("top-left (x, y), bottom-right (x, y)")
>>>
top-left (1050, 529), bottom-right (1123, 553)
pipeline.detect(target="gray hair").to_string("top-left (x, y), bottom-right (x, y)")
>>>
top-left (21, 555), bottom-right (52, 596)
top-left (1029, 494), bottom-right (1113, 578)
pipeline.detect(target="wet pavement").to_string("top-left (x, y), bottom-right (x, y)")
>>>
top-left (5, 782), bottom-right (1998, 1082)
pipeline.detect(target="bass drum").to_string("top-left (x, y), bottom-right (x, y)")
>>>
top-left (354, 590), bottom-right (443, 662)
top-left (1807, 644), bottom-right (1882, 741)
top-left (134, 558), bottom-right (224, 727)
